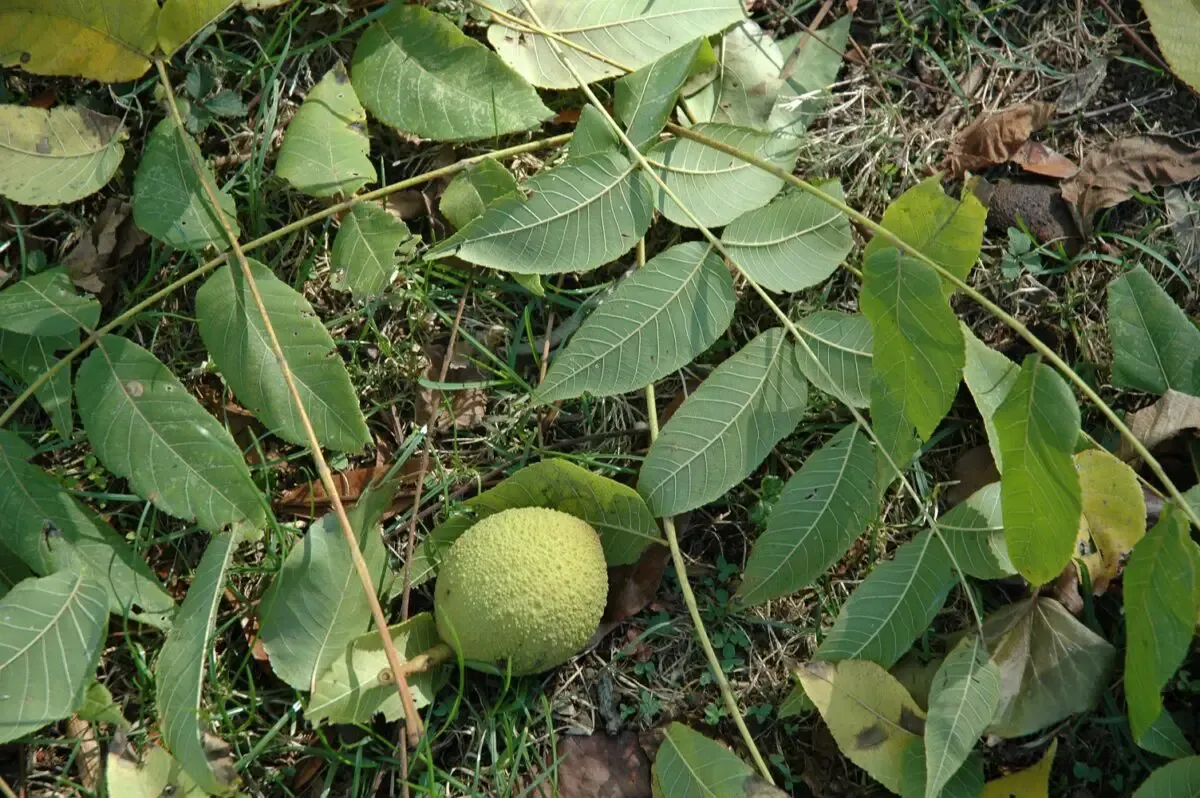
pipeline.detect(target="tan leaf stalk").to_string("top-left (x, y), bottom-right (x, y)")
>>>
top-left (151, 60), bottom-right (425, 738)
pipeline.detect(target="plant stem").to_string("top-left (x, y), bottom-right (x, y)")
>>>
top-left (153, 60), bottom-right (426, 738)
top-left (664, 121), bottom-right (1200, 535)
top-left (0, 132), bottom-right (572, 430)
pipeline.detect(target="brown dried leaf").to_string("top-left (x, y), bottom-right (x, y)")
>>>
top-left (1061, 137), bottom-right (1200, 233)
top-left (945, 101), bottom-right (1056, 175)
top-left (1009, 140), bottom-right (1079, 179)
top-left (589, 544), bottom-right (671, 647)
top-left (416, 342), bottom-right (488, 431)
top-left (1117, 389), bottom-right (1200, 460)
top-left (1055, 57), bottom-right (1108, 114)
top-left (556, 732), bottom-right (653, 798)
top-left (946, 444), bottom-right (999, 507)
top-left (276, 463), bottom-right (420, 519)
top-left (1165, 186), bottom-right (1200, 278)
top-left (63, 198), bottom-right (147, 299)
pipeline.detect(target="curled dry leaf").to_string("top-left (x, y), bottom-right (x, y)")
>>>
top-left (1061, 137), bottom-right (1200, 234)
top-left (556, 732), bottom-right (653, 798)
top-left (945, 101), bottom-right (1056, 175)
top-left (1009, 140), bottom-right (1078, 179)
top-left (588, 544), bottom-right (672, 648)
top-left (1117, 389), bottom-right (1200, 460)
top-left (63, 198), bottom-right (148, 299)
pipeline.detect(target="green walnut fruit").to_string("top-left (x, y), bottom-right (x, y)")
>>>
top-left (434, 507), bottom-right (608, 675)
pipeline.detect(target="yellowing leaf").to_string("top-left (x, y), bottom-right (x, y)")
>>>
top-left (982, 739), bottom-right (1057, 798)
top-left (798, 659), bottom-right (925, 794)
top-left (1073, 449), bottom-right (1146, 592)
top-left (157, 0), bottom-right (236, 56)
top-left (0, 106), bottom-right (126, 206)
top-left (0, 0), bottom-right (158, 82)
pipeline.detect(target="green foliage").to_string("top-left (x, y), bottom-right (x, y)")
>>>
top-left (275, 62), bottom-right (375, 198)
top-left (638, 328), bottom-right (808, 517)
top-left (155, 529), bottom-right (241, 795)
top-left (1134, 756), bottom-right (1200, 797)
top-left (352, 5), bottom-right (550, 141)
top-left (0, 570), bottom-right (108, 744)
top-left (0, 268), bottom-right (100, 338)
top-left (1108, 265), bottom-right (1200, 395)
top-left (106, 747), bottom-right (204, 798)
top-left (196, 260), bottom-right (370, 452)
top-left (329, 203), bottom-right (411, 299)
top-left (440, 160), bottom-right (518, 231)
top-left (961, 325), bottom-right (1020, 468)
top-left (653, 722), bottom-right (787, 797)
top-left (0, 329), bottom-right (78, 438)
top-left (793, 311), bottom-right (874, 408)
top-left (536, 242), bottom-right (736, 402)
top-left (994, 357), bottom-right (1081, 585)
top-left (737, 424), bottom-right (875, 607)
top-left (924, 636), bottom-right (1001, 797)
top-left (937, 484), bottom-right (1015, 580)
top-left (614, 38), bottom-right (704, 151)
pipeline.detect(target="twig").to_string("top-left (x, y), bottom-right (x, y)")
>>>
top-left (152, 61), bottom-right (424, 740)
top-left (0, 132), bottom-right (572, 430)
top-left (1095, 0), bottom-right (1171, 74)
top-left (777, 0), bottom-right (834, 82)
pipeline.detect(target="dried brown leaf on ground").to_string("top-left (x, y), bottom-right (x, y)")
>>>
top-left (556, 732), bottom-right (653, 798)
top-left (946, 443), bottom-right (1000, 507)
top-left (1061, 137), bottom-right (1200, 233)
top-left (416, 342), bottom-right (489, 431)
top-left (945, 101), bottom-right (1056, 175)
top-left (195, 382), bottom-right (268, 465)
top-left (588, 544), bottom-right (672, 648)
top-left (276, 462), bottom-right (420, 518)
top-left (1009, 140), bottom-right (1078, 179)
top-left (63, 198), bottom-right (147, 299)
top-left (1117, 389), bottom-right (1200, 460)
top-left (1165, 186), bottom-right (1200, 277)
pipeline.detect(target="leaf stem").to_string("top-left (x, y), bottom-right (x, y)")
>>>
top-left (664, 121), bottom-right (1200, 535)
top-left (0, 133), bottom-right (572, 430)
top-left (153, 60), bottom-right (424, 739)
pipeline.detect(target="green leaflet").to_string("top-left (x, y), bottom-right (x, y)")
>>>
top-left (568, 106), bottom-right (622, 159)
top-left (652, 722), bottom-right (786, 797)
top-left (440, 159), bottom-right (518, 231)
top-left (720, 183), bottom-right (853, 293)
top-left (863, 176), bottom-right (986, 295)
top-left (638, 328), bottom-right (809, 517)
top-left (329, 203), bottom-right (410, 299)
top-left (938, 483), bottom-right (1015, 580)
top-left (535, 242), bottom-right (736, 402)
top-left (352, 5), bottom-right (550, 142)
top-left (257, 481), bottom-right (397, 694)
top-left (155, 530), bottom-right (241, 795)
top-left (994, 356), bottom-right (1081, 586)
top-left (815, 530), bottom-right (955, 668)
top-left (924, 636), bottom-right (1000, 798)
top-left (157, 0), bottom-right (236, 56)
top-left (0, 429), bottom-right (175, 627)
top-left (0, 105), bottom-right (126, 205)
top-left (736, 424), bottom-right (876, 607)
top-left (793, 311), bottom-right (873, 408)
top-left (276, 62), bottom-right (375, 198)
top-left (427, 150), bottom-right (654, 274)
top-left (133, 116), bottom-right (239, 251)
top-left (647, 123), bottom-right (800, 228)
top-left (1107, 265), bottom-right (1200, 395)
top-left (0, 570), bottom-right (108, 744)
top-left (1133, 756), bottom-right (1200, 797)
top-left (74, 335), bottom-right (265, 531)
top-left (901, 746), bottom-right (984, 798)
top-left (862, 249), bottom-right (964, 440)
top-left (0, 267), bottom-right (100, 338)
top-left (0, 330), bottom-right (77, 438)
top-left (412, 459), bottom-right (661, 582)
top-left (307, 613), bottom-right (442, 726)
top-left (487, 0), bottom-right (744, 89)
top-left (1124, 507), bottom-right (1200, 753)
top-left (961, 324), bottom-right (1020, 470)
top-left (195, 260), bottom-right (370, 452)
top-left (614, 39), bottom-right (704, 151)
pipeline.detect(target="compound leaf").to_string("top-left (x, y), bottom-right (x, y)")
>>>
top-left (353, 5), bottom-right (550, 142)
top-left (938, 483), bottom-right (1015, 580)
top-left (276, 62), bottom-right (375, 198)
top-left (195, 260), bottom-right (370, 453)
top-left (0, 570), bottom-right (108, 744)
top-left (0, 105), bottom-right (126, 205)
top-left (75, 335), bottom-right (264, 531)
top-left (614, 39), bottom-right (704, 151)
top-left (638, 328), bottom-right (808, 517)
top-left (536, 242), bottom-right (735, 402)
top-left (737, 424), bottom-right (875, 607)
